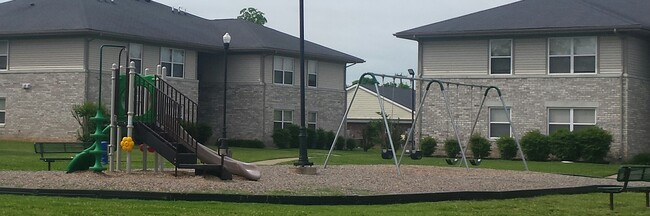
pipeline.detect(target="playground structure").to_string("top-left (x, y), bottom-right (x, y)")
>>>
top-left (324, 72), bottom-right (529, 175)
top-left (66, 45), bottom-right (260, 181)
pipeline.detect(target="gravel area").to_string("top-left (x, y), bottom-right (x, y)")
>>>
top-left (0, 165), bottom-right (640, 196)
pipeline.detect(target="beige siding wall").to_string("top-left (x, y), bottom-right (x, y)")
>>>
top-left (317, 61), bottom-right (345, 90)
top-left (9, 38), bottom-right (85, 71)
top-left (142, 44), bottom-right (160, 74)
top-left (626, 36), bottom-right (650, 78)
top-left (599, 36), bottom-right (623, 74)
top-left (421, 40), bottom-right (488, 75)
top-left (88, 39), bottom-right (127, 72)
top-left (347, 87), bottom-right (412, 120)
top-left (513, 38), bottom-right (547, 75)
top-left (229, 55), bottom-right (262, 83)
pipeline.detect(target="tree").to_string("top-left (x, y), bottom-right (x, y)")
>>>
top-left (237, 7), bottom-right (267, 25)
top-left (382, 81), bottom-right (410, 89)
top-left (351, 77), bottom-right (377, 85)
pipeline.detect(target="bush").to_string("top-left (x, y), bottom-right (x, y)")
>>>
top-left (324, 131), bottom-right (336, 150)
top-left (575, 126), bottom-right (612, 163)
top-left (420, 136), bottom-right (437, 157)
top-left (469, 134), bottom-right (491, 158)
top-left (271, 129), bottom-right (291, 149)
top-left (630, 153), bottom-right (650, 165)
top-left (306, 128), bottom-right (317, 149)
top-left (227, 139), bottom-right (265, 148)
top-left (444, 138), bottom-right (460, 158)
top-left (520, 130), bottom-right (550, 161)
top-left (335, 136), bottom-right (346, 150)
top-left (71, 102), bottom-right (108, 142)
top-left (496, 136), bottom-right (518, 160)
top-left (179, 121), bottom-right (213, 144)
top-left (549, 129), bottom-right (580, 161)
top-left (315, 128), bottom-right (328, 149)
top-left (285, 124), bottom-right (301, 148)
top-left (360, 120), bottom-right (382, 152)
top-left (346, 138), bottom-right (358, 151)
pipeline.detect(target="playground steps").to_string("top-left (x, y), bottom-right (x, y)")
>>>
top-left (133, 122), bottom-right (198, 166)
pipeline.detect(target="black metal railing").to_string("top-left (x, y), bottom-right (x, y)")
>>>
top-left (131, 74), bottom-right (199, 156)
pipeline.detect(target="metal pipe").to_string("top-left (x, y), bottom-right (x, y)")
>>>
top-left (324, 81), bottom-right (363, 168)
top-left (108, 63), bottom-right (118, 172)
top-left (443, 90), bottom-right (470, 170)
top-left (374, 82), bottom-right (400, 175)
top-left (126, 61), bottom-right (136, 174)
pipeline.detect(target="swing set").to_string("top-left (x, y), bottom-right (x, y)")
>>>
top-left (324, 72), bottom-right (528, 175)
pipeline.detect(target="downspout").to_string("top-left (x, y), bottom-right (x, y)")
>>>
top-left (84, 38), bottom-right (95, 101)
top-left (617, 29), bottom-right (627, 161)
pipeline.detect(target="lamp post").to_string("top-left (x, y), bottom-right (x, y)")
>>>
top-left (219, 33), bottom-right (232, 180)
top-left (407, 69), bottom-right (415, 151)
top-left (294, 0), bottom-right (313, 168)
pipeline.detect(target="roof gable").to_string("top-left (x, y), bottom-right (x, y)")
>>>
top-left (348, 84), bottom-right (414, 110)
top-left (395, 0), bottom-right (648, 39)
top-left (0, 0), bottom-right (363, 63)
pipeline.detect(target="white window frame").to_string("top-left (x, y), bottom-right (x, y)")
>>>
top-left (0, 97), bottom-right (6, 125)
top-left (273, 56), bottom-right (294, 85)
top-left (548, 37), bottom-right (598, 74)
top-left (548, 108), bottom-right (597, 134)
top-left (488, 107), bottom-right (512, 139)
top-left (307, 112), bottom-right (317, 130)
top-left (489, 39), bottom-right (513, 75)
top-left (307, 60), bottom-right (318, 87)
top-left (160, 47), bottom-right (185, 78)
top-left (274, 110), bottom-right (293, 130)
top-left (129, 43), bottom-right (143, 74)
top-left (0, 40), bottom-right (8, 71)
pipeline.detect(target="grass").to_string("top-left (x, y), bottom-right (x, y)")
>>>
top-left (1, 140), bottom-right (621, 177)
top-left (1, 193), bottom-right (649, 215)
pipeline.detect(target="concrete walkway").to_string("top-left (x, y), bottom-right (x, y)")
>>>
top-left (253, 158), bottom-right (298, 165)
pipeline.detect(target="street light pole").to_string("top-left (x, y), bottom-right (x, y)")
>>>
top-left (295, 0), bottom-right (313, 167)
top-left (408, 69), bottom-right (415, 151)
top-left (219, 33), bottom-right (232, 180)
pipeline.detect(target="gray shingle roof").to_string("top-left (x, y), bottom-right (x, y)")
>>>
top-left (0, 0), bottom-right (363, 63)
top-left (359, 84), bottom-right (414, 110)
top-left (395, 0), bottom-right (650, 40)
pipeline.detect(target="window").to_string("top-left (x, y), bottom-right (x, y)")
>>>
top-left (307, 112), bottom-right (317, 130)
top-left (489, 107), bottom-right (511, 138)
top-left (273, 56), bottom-right (294, 85)
top-left (489, 39), bottom-right (512, 75)
top-left (308, 60), bottom-right (318, 87)
top-left (549, 37), bottom-right (596, 74)
top-left (0, 98), bottom-right (5, 124)
top-left (274, 110), bottom-right (293, 130)
top-left (129, 43), bottom-right (143, 73)
top-left (548, 108), bottom-right (596, 134)
top-left (0, 41), bottom-right (7, 70)
top-left (161, 47), bottom-right (184, 78)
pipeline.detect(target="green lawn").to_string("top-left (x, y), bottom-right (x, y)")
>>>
top-left (1, 193), bottom-right (648, 215)
top-left (1, 140), bottom-right (621, 177)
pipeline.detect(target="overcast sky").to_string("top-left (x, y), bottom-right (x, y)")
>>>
top-left (5, 0), bottom-right (519, 84)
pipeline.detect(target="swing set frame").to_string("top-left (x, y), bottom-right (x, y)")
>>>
top-left (323, 72), bottom-right (529, 175)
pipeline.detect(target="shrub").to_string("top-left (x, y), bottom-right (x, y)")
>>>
top-left (324, 131), bottom-right (336, 150)
top-left (315, 128), bottom-right (328, 149)
top-left (179, 121), bottom-right (213, 144)
top-left (71, 102), bottom-right (108, 142)
top-left (549, 129), bottom-right (580, 161)
top-left (271, 129), bottom-right (291, 149)
top-left (420, 136), bottom-right (437, 157)
top-left (520, 130), bottom-right (550, 161)
top-left (285, 124), bottom-right (301, 148)
top-left (496, 136), bottom-right (518, 160)
top-left (227, 139), bottom-right (265, 148)
top-left (444, 138), bottom-right (460, 158)
top-left (469, 134), bottom-right (491, 158)
top-left (630, 153), bottom-right (650, 165)
top-left (346, 138), bottom-right (358, 151)
top-left (360, 120), bottom-right (382, 152)
top-left (575, 126), bottom-right (612, 163)
top-left (306, 128), bottom-right (317, 149)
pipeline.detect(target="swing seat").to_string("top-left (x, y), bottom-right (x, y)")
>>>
top-left (445, 158), bottom-right (459, 165)
top-left (409, 151), bottom-right (423, 160)
top-left (381, 149), bottom-right (393, 160)
top-left (470, 159), bottom-right (482, 166)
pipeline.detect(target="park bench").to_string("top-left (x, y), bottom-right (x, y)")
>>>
top-left (597, 165), bottom-right (650, 210)
top-left (34, 142), bottom-right (91, 171)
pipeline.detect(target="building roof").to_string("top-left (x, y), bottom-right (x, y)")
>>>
top-left (355, 84), bottom-right (414, 110)
top-left (395, 0), bottom-right (650, 40)
top-left (0, 0), bottom-right (363, 63)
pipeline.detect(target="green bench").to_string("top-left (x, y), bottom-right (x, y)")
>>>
top-left (598, 165), bottom-right (650, 210)
top-left (34, 142), bottom-right (91, 171)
